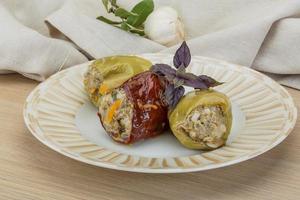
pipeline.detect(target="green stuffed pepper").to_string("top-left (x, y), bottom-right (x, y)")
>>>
top-left (168, 89), bottom-right (232, 150)
top-left (84, 56), bottom-right (152, 106)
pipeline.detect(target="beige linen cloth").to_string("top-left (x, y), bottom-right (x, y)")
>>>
top-left (0, 0), bottom-right (300, 89)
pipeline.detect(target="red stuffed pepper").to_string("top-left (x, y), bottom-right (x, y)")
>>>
top-left (97, 71), bottom-right (168, 144)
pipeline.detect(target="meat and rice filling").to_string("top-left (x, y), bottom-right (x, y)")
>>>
top-left (84, 65), bottom-right (104, 105)
top-left (98, 88), bottom-right (133, 143)
top-left (177, 105), bottom-right (227, 148)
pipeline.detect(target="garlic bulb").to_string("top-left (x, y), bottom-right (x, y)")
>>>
top-left (144, 6), bottom-right (185, 47)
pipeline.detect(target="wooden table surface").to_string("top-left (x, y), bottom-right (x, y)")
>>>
top-left (0, 74), bottom-right (299, 200)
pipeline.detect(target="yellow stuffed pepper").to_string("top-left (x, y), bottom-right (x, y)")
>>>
top-left (84, 56), bottom-right (152, 106)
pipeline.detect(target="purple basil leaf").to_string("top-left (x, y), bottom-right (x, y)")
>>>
top-left (173, 78), bottom-right (185, 88)
top-left (150, 64), bottom-right (176, 80)
top-left (175, 70), bottom-right (202, 87)
top-left (176, 70), bottom-right (196, 80)
top-left (164, 84), bottom-right (185, 109)
top-left (184, 79), bottom-right (210, 89)
top-left (198, 75), bottom-right (222, 87)
top-left (176, 65), bottom-right (186, 74)
top-left (173, 41), bottom-right (191, 69)
top-left (175, 70), bottom-right (222, 89)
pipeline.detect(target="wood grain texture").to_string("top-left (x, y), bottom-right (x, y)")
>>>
top-left (0, 73), bottom-right (299, 200)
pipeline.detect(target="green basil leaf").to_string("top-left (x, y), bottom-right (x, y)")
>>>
top-left (97, 16), bottom-right (122, 25)
top-left (103, 0), bottom-right (119, 13)
top-left (129, 28), bottom-right (145, 36)
top-left (125, 23), bottom-right (145, 36)
top-left (115, 8), bottom-right (137, 19)
top-left (120, 22), bottom-right (130, 31)
top-left (126, 0), bottom-right (154, 27)
top-left (102, 0), bottom-right (109, 11)
top-left (119, 22), bottom-right (145, 36)
top-left (110, 0), bottom-right (117, 6)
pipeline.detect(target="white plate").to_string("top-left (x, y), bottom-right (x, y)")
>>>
top-left (23, 54), bottom-right (297, 173)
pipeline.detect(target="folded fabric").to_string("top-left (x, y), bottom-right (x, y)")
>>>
top-left (0, 1), bottom-right (87, 81)
top-left (0, 0), bottom-right (299, 89)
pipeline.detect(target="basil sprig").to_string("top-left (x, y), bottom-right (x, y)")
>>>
top-left (98, 0), bottom-right (154, 36)
top-left (151, 41), bottom-right (222, 109)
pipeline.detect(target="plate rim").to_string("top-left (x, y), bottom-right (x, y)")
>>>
top-left (23, 54), bottom-right (298, 173)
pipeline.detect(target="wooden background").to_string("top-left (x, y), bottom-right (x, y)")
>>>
top-left (0, 74), bottom-right (299, 200)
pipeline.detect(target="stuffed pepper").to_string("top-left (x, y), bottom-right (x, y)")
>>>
top-left (84, 56), bottom-right (152, 106)
top-left (168, 90), bottom-right (232, 150)
top-left (97, 71), bottom-right (168, 144)
top-left (148, 41), bottom-right (231, 150)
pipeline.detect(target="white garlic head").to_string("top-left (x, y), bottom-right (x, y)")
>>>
top-left (144, 6), bottom-right (185, 47)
